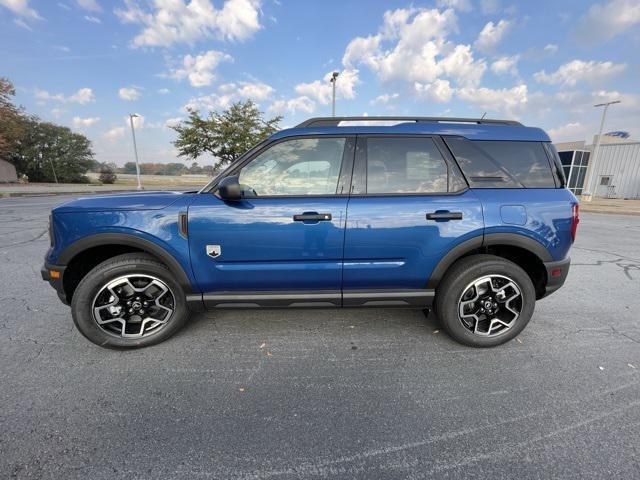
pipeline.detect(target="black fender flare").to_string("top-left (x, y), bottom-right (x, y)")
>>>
top-left (426, 233), bottom-right (552, 289)
top-left (57, 233), bottom-right (195, 293)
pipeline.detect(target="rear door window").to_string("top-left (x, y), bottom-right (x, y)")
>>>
top-left (365, 137), bottom-right (449, 194)
top-left (444, 137), bottom-right (556, 188)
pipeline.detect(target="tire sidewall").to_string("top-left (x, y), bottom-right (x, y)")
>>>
top-left (436, 256), bottom-right (536, 347)
top-left (71, 256), bottom-right (189, 349)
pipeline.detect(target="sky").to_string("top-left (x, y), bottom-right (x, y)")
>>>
top-left (1, 0), bottom-right (639, 166)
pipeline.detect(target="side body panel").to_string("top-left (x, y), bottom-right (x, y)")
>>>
top-left (342, 190), bottom-right (485, 289)
top-left (472, 188), bottom-right (577, 261)
top-left (47, 194), bottom-right (198, 288)
top-left (187, 195), bottom-right (348, 293)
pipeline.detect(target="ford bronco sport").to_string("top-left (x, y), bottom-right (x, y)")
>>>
top-left (42, 116), bottom-right (578, 349)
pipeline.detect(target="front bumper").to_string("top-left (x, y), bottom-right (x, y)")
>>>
top-left (41, 263), bottom-right (69, 305)
top-left (543, 257), bottom-right (571, 297)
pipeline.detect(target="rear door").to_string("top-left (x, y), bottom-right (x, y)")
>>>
top-left (188, 136), bottom-right (354, 306)
top-left (342, 135), bottom-right (484, 305)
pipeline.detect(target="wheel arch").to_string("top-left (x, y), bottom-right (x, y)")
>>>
top-left (427, 233), bottom-right (552, 299)
top-left (58, 233), bottom-right (195, 303)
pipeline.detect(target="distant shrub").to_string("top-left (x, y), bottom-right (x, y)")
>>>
top-left (98, 163), bottom-right (117, 184)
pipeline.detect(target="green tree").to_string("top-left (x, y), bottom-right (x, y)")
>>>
top-left (171, 100), bottom-right (282, 170)
top-left (0, 77), bottom-right (25, 160)
top-left (10, 118), bottom-right (95, 183)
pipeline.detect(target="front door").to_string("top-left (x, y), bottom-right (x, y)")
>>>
top-left (188, 136), bottom-right (354, 307)
top-left (342, 135), bottom-right (483, 306)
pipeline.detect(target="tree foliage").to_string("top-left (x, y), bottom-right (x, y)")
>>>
top-left (1, 76), bottom-right (96, 183)
top-left (9, 118), bottom-right (95, 183)
top-left (0, 77), bottom-right (25, 160)
top-left (171, 100), bottom-right (282, 170)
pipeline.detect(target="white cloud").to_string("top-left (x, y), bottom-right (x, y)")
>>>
top-left (437, 0), bottom-right (472, 12)
top-left (53, 45), bottom-right (71, 52)
top-left (50, 108), bottom-right (64, 118)
top-left (75, 0), bottom-right (101, 12)
top-left (294, 69), bottom-right (359, 105)
top-left (0, 0), bottom-right (42, 19)
top-left (343, 7), bottom-right (486, 88)
top-left (157, 88), bottom-right (170, 95)
top-left (84, 14), bottom-right (100, 23)
top-left (35, 87), bottom-right (95, 104)
top-left (457, 84), bottom-right (528, 116)
top-left (534, 60), bottom-right (627, 86)
top-left (474, 19), bottom-right (512, 53)
top-left (267, 96), bottom-right (316, 116)
top-left (414, 79), bottom-right (453, 103)
top-left (544, 44), bottom-right (558, 54)
top-left (164, 117), bottom-right (183, 128)
top-left (73, 116), bottom-right (100, 127)
top-left (491, 55), bottom-right (519, 76)
top-left (104, 126), bottom-right (125, 140)
top-left (574, 0), bottom-right (640, 43)
top-left (168, 50), bottom-right (232, 87)
top-left (370, 93), bottom-right (399, 105)
top-left (14, 18), bottom-right (31, 29)
top-left (68, 88), bottom-right (95, 104)
top-left (547, 122), bottom-right (591, 142)
top-left (115, 0), bottom-right (262, 48)
top-left (184, 81), bottom-right (275, 111)
top-left (231, 81), bottom-right (274, 101)
top-left (119, 87), bottom-right (141, 101)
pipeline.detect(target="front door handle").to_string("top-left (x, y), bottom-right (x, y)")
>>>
top-left (426, 211), bottom-right (463, 221)
top-left (293, 212), bottom-right (332, 222)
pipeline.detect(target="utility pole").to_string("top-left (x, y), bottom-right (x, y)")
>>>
top-left (330, 71), bottom-right (339, 117)
top-left (582, 100), bottom-right (620, 201)
top-left (129, 113), bottom-right (142, 191)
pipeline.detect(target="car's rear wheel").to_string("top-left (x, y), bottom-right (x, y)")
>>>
top-left (71, 253), bottom-right (190, 349)
top-left (434, 254), bottom-right (536, 347)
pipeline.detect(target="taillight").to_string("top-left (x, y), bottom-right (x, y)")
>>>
top-left (571, 204), bottom-right (579, 242)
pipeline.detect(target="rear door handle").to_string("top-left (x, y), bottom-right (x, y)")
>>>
top-left (426, 211), bottom-right (463, 221)
top-left (293, 212), bottom-right (332, 222)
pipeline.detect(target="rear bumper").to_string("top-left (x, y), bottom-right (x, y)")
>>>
top-left (41, 263), bottom-right (69, 305)
top-left (542, 257), bottom-right (571, 298)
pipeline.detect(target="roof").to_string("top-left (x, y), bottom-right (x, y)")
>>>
top-left (272, 116), bottom-right (550, 142)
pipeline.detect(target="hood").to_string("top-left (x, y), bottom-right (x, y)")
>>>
top-left (53, 191), bottom-right (188, 213)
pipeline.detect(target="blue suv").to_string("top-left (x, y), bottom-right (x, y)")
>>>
top-left (42, 116), bottom-right (578, 349)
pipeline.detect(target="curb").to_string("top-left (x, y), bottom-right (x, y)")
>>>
top-left (0, 189), bottom-right (139, 198)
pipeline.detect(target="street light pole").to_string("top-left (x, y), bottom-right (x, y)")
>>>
top-left (129, 113), bottom-right (142, 191)
top-left (330, 71), bottom-right (339, 117)
top-left (582, 100), bottom-right (620, 201)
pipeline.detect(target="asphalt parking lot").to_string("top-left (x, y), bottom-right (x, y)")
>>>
top-left (1, 195), bottom-right (639, 479)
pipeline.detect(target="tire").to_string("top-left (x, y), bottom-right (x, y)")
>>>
top-left (434, 254), bottom-right (536, 347)
top-left (71, 253), bottom-right (191, 349)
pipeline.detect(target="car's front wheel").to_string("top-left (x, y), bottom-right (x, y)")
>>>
top-left (71, 253), bottom-right (191, 349)
top-left (434, 254), bottom-right (536, 347)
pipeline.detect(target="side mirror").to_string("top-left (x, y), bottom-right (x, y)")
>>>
top-left (217, 175), bottom-right (242, 201)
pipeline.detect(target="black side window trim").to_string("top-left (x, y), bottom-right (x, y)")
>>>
top-left (211, 134), bottom-right (356, 199)
top-left (352, 134), bottom-right (469, 197)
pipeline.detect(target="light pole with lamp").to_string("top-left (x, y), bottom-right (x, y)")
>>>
top-left (129, 113), bottom-right (143, 191)
top-left (330, 71), bottom-right (339, 117)
top-left (582, 100), bottom-right (620, 201)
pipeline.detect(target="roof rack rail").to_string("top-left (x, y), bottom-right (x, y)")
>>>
top-left (295, 116), bottom-right (523, 128)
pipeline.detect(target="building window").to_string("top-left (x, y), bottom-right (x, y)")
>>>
top-left (558, 149), bottom-right (590, 195)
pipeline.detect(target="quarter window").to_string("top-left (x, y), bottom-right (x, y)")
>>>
top-left (366, 137), bottom-right (449, 194)
top-left (444, 137), bottom-right (556, 188)
top-left (238, 137), bottom-right (346, 196)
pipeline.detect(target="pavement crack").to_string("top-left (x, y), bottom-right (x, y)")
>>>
top-left (0, 228), bottom-right (48, 248)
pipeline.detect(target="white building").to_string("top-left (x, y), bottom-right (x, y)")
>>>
top-left (554, 133), bottom-right (640, 199)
